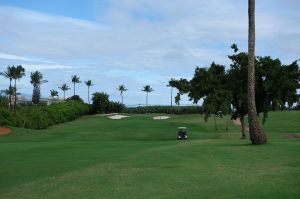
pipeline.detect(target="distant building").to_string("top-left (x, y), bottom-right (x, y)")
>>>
top-left (47, 96), bottom-right (65, 105)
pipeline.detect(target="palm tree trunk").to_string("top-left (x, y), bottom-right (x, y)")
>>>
top-left (248, 0), bottom-right (267, 144)
top-left (88, 86), bottom-right (90, 104)
top-left (146, 92), bottom-right (148, 106)
top-left (74, 83), bottom-right (75, 96)
top-left (9, 79), bottom-right (12, 110)
top-left (63, 91), bottom-right (66, 100)
top-left (14, 79), bottom-right (17, 112)
top-left (240, 116), bottom-right (246, 139)
top-left (121, 93), bottom-right (123, 104)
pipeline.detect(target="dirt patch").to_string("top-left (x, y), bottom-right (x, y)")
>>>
top-left (232, 118), bottom-right (249, 131)
top-left (0, 127), bottom-right (11, 136)
top-left (287, 133), bottom-right (300, 139)
top-left (108, 114), bottom-right (130, 120)
top-left (153, 116), bottom-right (170, 120)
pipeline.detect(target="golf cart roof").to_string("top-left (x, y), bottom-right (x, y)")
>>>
top-left (178, 127), bottom-right (187, 129)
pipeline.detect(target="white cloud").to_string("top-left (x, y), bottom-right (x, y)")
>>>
top-left (0, 53), bottom-right (31, 61)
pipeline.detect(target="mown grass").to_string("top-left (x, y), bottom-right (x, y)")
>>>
top-left (0, 111), bottom-right (299, 198)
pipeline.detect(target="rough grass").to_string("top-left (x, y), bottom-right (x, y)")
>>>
top-left (0, 111), bottom-right (299, 198)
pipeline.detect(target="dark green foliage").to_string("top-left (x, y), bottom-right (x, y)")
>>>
top-left (91, 92), bottom-right (109, 113)
top-left (91, 92), bottom-right (124, 113)
top-left (0, 101), bottom-right (89, 129)
top-left (67, 95), bottom-right (83, 102)
top-left (124, 106), bottom-right (203, 115)
top-left (106, 101), bottom-right (125, 113)
top-left (0, 95), bottom-right (8, 108)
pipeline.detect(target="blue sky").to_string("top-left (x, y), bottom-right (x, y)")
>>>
top-left (0, 0), bottom-right (299, 105)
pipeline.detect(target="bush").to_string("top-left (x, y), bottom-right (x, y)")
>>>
top-left (67, 95), bottom-right (83, 102)
top-left (91, 92), bottom-right (109, 114)
top-left (0, 95), bottom-right (9, 108)
top-left (124, 106), bottom-right (203, 115)
top-left (106, 101), bottom-right (125, 113)
top-left (0, 101), bottom-right (89, 129)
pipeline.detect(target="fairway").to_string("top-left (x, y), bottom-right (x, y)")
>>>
top-left (0, 111), bottom-right (299, 199)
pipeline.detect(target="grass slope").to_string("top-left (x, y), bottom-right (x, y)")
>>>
top-left (0, 111), bottom-right (299, 198)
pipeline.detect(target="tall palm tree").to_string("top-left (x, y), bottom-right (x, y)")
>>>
top-left (142, 85), bottom-right (154, 106)
top-left (58, 83), bottom-right (70, 100)
top-left (84, 80), bottom-right (93, 104)
top-left (117, 84), bottom-right (127, 104)
top-left (50, 89), bottom-right (58, 98)
top-left (71, 75), bottom-right (81, 96)
top-left (0, 66), bottom-right (14, 109)
top-left (247, 0), bottom-right (267, 144)
top-left (12, 65), bottom-right (25, 110)
top-left (30, 71), bottom-right (48, 104)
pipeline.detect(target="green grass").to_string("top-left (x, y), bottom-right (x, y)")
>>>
top-left (0, 111), bottom-right (299, 198)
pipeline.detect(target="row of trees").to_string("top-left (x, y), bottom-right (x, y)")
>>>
top-left (169, 44), bottom-right (300, 141)
top-left (0, 65), bottom-right (158, 107)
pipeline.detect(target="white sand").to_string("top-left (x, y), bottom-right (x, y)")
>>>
top-left (108, 114), bottom-right (130, 120)
top-left (153, 116), bottom-right (170, 120)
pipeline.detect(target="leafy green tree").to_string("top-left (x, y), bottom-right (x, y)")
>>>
top-left (92, 92), bottom-right (109, 113)
top-left (71, 75), bottom-right (81, 96)
top-left (0, 66), bottom-right (14, 109)
top-left (50, 89), bottom-right (59, 98)
top-left (59, 83), bottom-right (70, 100)
top-left (84, 80), bottom-right (94, 104)
top-left (279, 61), bottom-right (300, 109)
top-left (142, 85), bottom-right (154, 106)
top-left (12, 65), bottom-right (25, 110)
top-left (117, 84), bottom-right (127, 104)
top-left (30, 71), bottom-right (48, 104)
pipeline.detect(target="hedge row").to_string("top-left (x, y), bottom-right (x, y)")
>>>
top-left (124, 106), bottom-right (203, 115)
top-left (0, 101), bottom-right (90, 129)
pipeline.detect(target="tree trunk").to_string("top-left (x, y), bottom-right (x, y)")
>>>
top-left (88, 86), bottom-right (90, 104)
top-left (14, 79), bottom-right (17, 112)
top-left (63, 91), bottom-right (66, 100)
top-left (240, 116), bottom-right (246, 139)
top-left (9, 79), bottom-right (12, 110)
top-left (170, 87), bottom-right (173, 107)
top-left (73, 83), bottom-right (75, 96)
top-left (146, 92), bottom-right (148, 106)
top-left (248, 0), bottom-right (267, 144)
top-left (121, 93), bottom-right (123, 104)
top-left (214, 114), bottom-right (217, 131)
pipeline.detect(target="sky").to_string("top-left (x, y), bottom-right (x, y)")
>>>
top-left (0, 0), bottom-right (299, 105)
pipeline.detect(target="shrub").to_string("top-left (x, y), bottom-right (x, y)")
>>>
top-left (91, 92), bottom-right (109, 113)
top-left (0, 95), bottom-right (9, 108)
top-left (124, 106), bottom-right (203, 115)
top-left (106, 101), bottom-right (125, 113)
top-left (0, 101), bottom-right (89, 129)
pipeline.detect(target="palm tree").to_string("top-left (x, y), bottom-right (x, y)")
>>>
top-left (50, 89), bottom-right (58, 98)
top-left (30, 71), bottom-right (48, 104)
top-left (1, 86), bottom-right (17, 99)
top-left (142, 85), bottom-right (154, 106)
top-left (117, 84), bottom-right (127, 104)
top-left (12, 65), bottom-right (25, 110)
top-left (71, 75), bottom-right (81, 96)
top-left (58, 83), bottom-right (70, 100)
top-left (247, 0), bottom-right (267, 144)
top-left (84, 80), bottom-right (93, 104)
top-left (0, 66), bottom-right (14, 109)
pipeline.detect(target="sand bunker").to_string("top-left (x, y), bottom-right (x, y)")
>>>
top-left (153, 116), bottom-right (170, 120)
top-left (108, 114), bottom-right (130, 120)
top-left (0, 127), bottom-right (11, 136)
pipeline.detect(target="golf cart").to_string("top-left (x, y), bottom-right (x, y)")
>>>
top-left (178, 127), bottom-right (187, 140)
